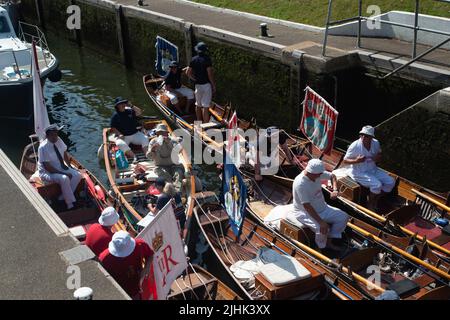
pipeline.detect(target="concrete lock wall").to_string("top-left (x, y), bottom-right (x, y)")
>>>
top-left (329, 11), bottom-right (450, 51)
top-left (376, 87), bottom-right (450, 192)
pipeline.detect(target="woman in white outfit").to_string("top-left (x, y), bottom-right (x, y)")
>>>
top-left (343, 125), bottom-right (395, 210)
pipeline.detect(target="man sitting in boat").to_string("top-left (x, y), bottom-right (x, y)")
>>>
top-left (99, 230), bottom-right (153, 300)
top-left (293, 159), bottom-right (349, 251)
top-left (37, 124), bottom-right (82, 210)
top-left (164, 61), bottom-right (194, 115)
top-left (110, 97), bottom-right (148, 163)
top-left (146, 124), bottom-right (184, 184)
top-left (343, 125), bottom-right (395, 210)
top-left (147, 180), bottom-right (185, 228)
top-left (85, 207), bottom-right (119, 256)
top-left (186, 42), bottom-right (216, 123)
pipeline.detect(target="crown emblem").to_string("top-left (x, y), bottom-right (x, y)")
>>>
top-left (152, 231), bottom-right (164, 251)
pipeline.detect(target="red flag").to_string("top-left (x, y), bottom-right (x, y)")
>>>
top-left (300, 87), bottom-right (338, 155)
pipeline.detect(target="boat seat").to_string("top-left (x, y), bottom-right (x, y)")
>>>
top-left (30, 177), bottom-right (61, 199)
top-left (279, 219), bottom-right (316, 246)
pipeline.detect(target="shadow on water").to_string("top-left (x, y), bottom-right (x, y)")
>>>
top-left (1, 32), bottom-right (221, 190)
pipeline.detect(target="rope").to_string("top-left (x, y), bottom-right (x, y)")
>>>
top-left (188, 263), bottom-right (214, 300)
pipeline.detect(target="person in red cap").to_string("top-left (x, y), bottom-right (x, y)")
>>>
top-left (85, 207), bottom-right (119, 256)
top-left (99, 231), bottom-right (154, 299)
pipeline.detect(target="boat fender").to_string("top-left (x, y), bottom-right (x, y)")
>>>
top-left (94, 185), bottom-right (106, 202)
top-left (83, 172), bottom-right (97, 196)
top-left (97, 143), bottom-right (104, 160)
top-left (434, 218), bottom-right (449, 228)
top-left (48, 69), bottom-right (62, 82)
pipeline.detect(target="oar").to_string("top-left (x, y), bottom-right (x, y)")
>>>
top-left (347, 221), bottom-right (450, 281)
top-left (339, 196), bottom-right (450, 257)
top-left (412, 188), bottom-right (450, 213)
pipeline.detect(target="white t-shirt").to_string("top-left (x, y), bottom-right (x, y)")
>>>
top-left (344, 138), bottom-right (381, 175)
top-left (37, 137), bottom-right (68, 175)
top-left (292, 171), bottom-right (332, 217)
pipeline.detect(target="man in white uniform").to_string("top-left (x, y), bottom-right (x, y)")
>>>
top-left (293, 159), bottom-right (349, 250)
top-left (343, 125), bottom-right (395, 210)
top-left (38, 124), bottom-right (82, 210)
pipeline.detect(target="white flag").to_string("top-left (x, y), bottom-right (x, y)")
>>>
top-left (32, 41), bottom-right (50, 141)
top-left (137, 202), bottom-right (188, 300)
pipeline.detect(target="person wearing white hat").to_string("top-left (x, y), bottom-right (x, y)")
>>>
top-left (37, 124), bottom-right (82, 210)
top-left (343, 125), bottom-right (395, 210)
top-left (85, 207), bottom-right (120, 256)
top-left (292, 159), bottom-right (349, 250)
top-left (99, 230), bottom-right (154, 299)
top-left (146, 124), bottom-right (184, 183)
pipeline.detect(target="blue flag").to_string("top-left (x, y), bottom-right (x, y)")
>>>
top-left (155, 36), bottom-right (179, 77)
top-left (222, 163), bottom-right (247, 237)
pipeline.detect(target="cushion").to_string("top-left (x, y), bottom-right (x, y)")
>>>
top-left (259, 255), bottom-right (311, 286)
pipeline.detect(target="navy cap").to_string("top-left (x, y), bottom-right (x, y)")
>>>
top-left (155, 177), bottom-right (166, 187)
top-left (114, 97), bottom-right (128, 108)
top-left (194, 42), bottom-right (208, 53)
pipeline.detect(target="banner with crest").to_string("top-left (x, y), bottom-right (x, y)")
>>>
top-left (155, 36), bottom-right (179, 77)
top-left (222, 163), bottom-right (247, 237)
top-left (300, 86), bottom-right (338, 155)
top-left (137, 202), bottom-right (188, 300)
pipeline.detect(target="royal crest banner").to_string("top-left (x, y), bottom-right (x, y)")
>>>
top-left (300, 86), bottom-right (338, 155)
top-left (137, 202), bottom-right (187, 300)
top-left (155, 36), bottom-right (179, 77)
top-left (222, 164), bottom-right (247, 237)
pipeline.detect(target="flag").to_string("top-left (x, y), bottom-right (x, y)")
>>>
top-left (222, 164), bottom-right (247, 237)
top-left (137, 202), bottom-right (188, 300)
top-left (155, 36), bottom-right (179, 77)
top-left (300, 86), bottom-right (338, 155)
top-left (32, 41), bottom-right (50, 141)
top-left (225, 112), bottom-right (241, 167)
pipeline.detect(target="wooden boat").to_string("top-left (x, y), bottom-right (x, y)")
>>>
top-left (143, 74), bottom-right (450, 253)
top-left (143, 74), bottom-right (254, 155)
top-left (102, 118), bottom-right (193, 234)
top-left (187, 191), bottom-right (395, 300)
top-left (20, 136), bottom-right (130, 238)
top-left (168, 263), bottom-right (241, 300)
top-left (102, 118), bottom-right (243, 300)
top-left (242, 172), bottom-right (450, 300)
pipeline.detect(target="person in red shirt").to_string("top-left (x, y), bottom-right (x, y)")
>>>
top-left (99, 230), bottom-right (154, 300)
top-left (85, 207), bottom-right (119, 256)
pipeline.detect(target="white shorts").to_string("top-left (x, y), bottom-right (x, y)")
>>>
top-left (115, 131), bottom-right (149, 153)
top-left (165, 87), bottom-right (195, 105)
top-left (195, 83), bottom-right (212, 108)
top-left (350, 168), bottom-right (395, 194)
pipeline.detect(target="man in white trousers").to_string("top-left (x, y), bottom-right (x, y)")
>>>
top-left (292, 159), bottom-right (349, 250)
top-left (38, 124), bottom-right (82, 210)
top-left (343, 125), bottom-right (395, 210)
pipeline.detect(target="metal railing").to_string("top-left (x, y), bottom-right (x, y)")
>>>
top-left (322, 0), bottom-right (450, 78)
top-left (18, 21), bottom-right (51, 68)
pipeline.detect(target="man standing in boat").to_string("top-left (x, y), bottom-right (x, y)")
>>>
top-left (186, 42), bottom-right (216, 123)
top-left (343, 125), bottom-right (395, 210)
top-left (110, 97), bottom-right (149, 163)
top-left (293, 159), bottom-right (349, 251)
top-left (37, 124), bottom-right (82, 210)
top-left (164, 61), bottom-right (195, 115)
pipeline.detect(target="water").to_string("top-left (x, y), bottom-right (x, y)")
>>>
top-left (0, 32), bottom-right (221, 190)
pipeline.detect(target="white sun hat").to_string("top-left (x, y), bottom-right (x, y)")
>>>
top-left (359, 125), bottom-right (375, 137)
top-left (98, 207), bottom-right (120, 227)
top-left (305, 159), bottom-right (325, 174)
top-left (108, 230), bottom-right (136, 258)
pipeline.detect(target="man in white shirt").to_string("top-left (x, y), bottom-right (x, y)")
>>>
top-left (293, 159), bottom-right (349, 250)
top-left (38, 124), bottom-right (82, 210)
top-left (343, 125), bottom-right (395, 210)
